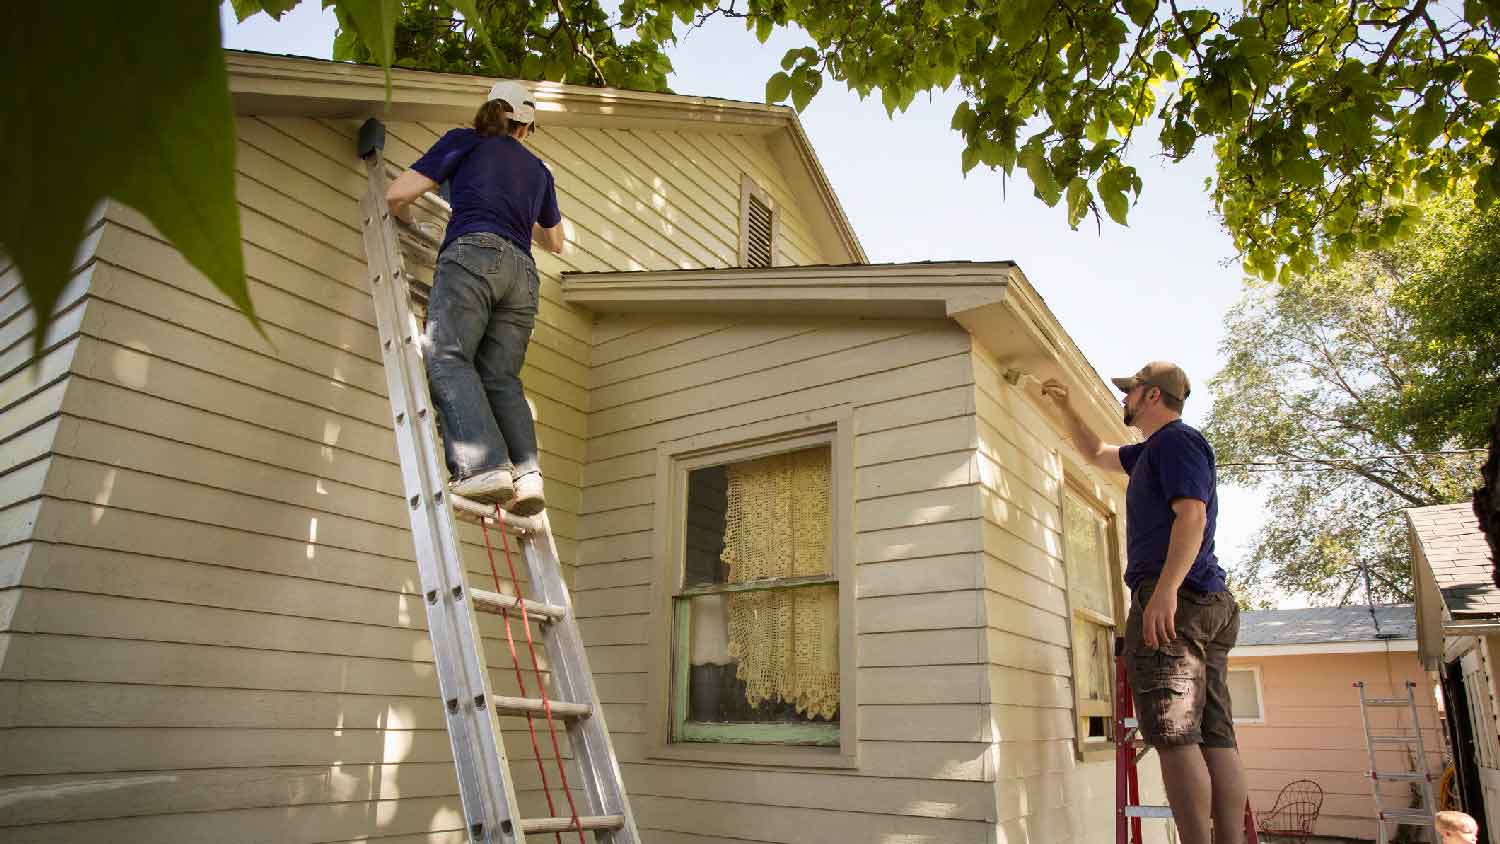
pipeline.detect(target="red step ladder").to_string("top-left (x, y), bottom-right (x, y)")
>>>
top-left (1116, 638), bottom-right (1260, 844)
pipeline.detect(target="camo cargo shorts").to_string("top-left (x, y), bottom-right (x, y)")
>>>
top-left (1123, 579), bottom-right (1241, 748)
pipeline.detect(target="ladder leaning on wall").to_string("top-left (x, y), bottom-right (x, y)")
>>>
top-left (1356, 680), bottom-right (1437, 843)
top-left (353, 117), bottom-right (640, 844)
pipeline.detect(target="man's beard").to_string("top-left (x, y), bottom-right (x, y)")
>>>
top-left (1123, 406), bottom-right (1135, 426)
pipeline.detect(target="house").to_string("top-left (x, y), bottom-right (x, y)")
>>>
top-left (1410, 502), bottom-right (1500, 842)
top-left (0, 51), bottom-right (1172, 842)
top-left (1229, 605), bottom-right (1443, 841)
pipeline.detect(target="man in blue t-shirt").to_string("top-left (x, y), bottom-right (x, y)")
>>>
top-left (386, 80), bottom-right (565, 516)
top-left (1043, 362), bottom-right (1246, 844)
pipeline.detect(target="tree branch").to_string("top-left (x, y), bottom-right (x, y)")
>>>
top-left (551, 0), bottom-right (607, 84)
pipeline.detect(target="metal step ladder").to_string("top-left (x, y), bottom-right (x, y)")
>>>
top-left (1115, 637), bottom-right (1260, 844)
top-left (354, 117), bottom-right (639, 844)
top-left (1357, 680), bottom-right (1437, 843)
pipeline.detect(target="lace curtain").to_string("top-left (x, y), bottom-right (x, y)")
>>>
top-left (721, 448), bottom-right (839, 719)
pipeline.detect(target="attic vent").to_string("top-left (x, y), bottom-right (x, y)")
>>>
top-left (739, 177), bottom-right (779, 268)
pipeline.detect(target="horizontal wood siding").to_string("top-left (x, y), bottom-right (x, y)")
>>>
top-left (1, 111), bottom-right (832, 843)
top-left (575, 315), bottom-right (997, 842)
top-left (1230, 651), bottom-right (1443, 840)
top-left (0, 210), bottom-right (99, 714)
top-left (970, 344), bottom-right (1173, 843)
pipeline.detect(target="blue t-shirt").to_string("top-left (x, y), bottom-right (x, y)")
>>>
top-left (410, 128), bottom-right (562, 257)
top-left (1118, 420), bottom-right (1226, 593)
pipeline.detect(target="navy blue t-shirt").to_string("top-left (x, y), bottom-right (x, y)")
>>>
top-left (1118, 420), bottom-right (1226, 593)
top-left (410, 129), bottom-right (562, 256)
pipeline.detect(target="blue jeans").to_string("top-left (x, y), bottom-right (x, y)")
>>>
top-left (424, 233), bottom-right (541, 481)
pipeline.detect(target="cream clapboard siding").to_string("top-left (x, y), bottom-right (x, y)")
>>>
top-left (0, 210), bottom-right (103, 665)
top-left (970, 344), bottom-right (1172, 844)
top-left (0, 111), bottom-right (834, 843)
top-left (574, 314), bottom-right (999, 843)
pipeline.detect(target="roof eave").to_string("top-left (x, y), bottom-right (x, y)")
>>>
top-left (222, 50), bottom-right (864, 262)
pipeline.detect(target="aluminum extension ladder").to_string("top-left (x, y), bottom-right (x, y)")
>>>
top-left (1115, 638), bottom-right (1260, 844)
top-left (354, 118), bottom-right (639, 844)
top-left (1356, 680), bottom-right (1437, 843)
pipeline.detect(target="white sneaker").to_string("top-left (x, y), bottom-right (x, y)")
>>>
top-left (507, 471), bottom-right (546, 516)
top-left (449, 467), bottom-right (514, 505)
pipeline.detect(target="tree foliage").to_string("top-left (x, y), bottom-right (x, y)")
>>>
top-left (1387, 191), bottom-right (1500, 449)
top-left (611, 0), bottom-right (1500, 285)
top-left (1203, 191), bottom-right (1494, 606)
top-left (3, 2), bottom-right (256, 354)
top-left (327, 0), bottom-right (673, 90)
top-left (8, 0), bottom-right (1500, 362)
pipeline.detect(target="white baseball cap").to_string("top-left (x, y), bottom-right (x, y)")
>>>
top-left (486, 80), bottom-right (536, 125)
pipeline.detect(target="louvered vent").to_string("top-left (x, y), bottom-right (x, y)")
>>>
top-left (744, 193), bottom-right (774, 268)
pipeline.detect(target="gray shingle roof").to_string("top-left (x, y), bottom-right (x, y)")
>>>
top-left (1237, 605), bottom-right (1416, 647)
top-left (1408, 503), bottom-right (1499, 618)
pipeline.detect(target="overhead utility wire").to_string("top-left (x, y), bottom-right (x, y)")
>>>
top-left (1219, 448), bottom-right (1487, 469)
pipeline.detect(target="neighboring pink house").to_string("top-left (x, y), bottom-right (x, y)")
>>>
top-left (1230, 605), bottom-right (1444, 841)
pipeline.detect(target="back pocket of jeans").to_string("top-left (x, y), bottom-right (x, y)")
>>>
top-left (446, 242), bottom-right (501, 278)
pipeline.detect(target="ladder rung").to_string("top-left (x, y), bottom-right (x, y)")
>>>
top-left (1370, 770), bottom-right (1431, 782)
top-left (1364, 698), bottom-right (1413, 707)
top-left (470, 588), bottom-right (566, 622)
top-left (491, 694), bottom-right (591, 720)
top-left (1124, 805), bottom-right (1174, 819)
top-left (1379, 809), bottom-right (1435, 824)
top-left (521, 814), bottom-right (625, 834)
top-left (1371, 734), bottom-right (1420, 744)
top-left (449, 492), bottom-right (539, 534)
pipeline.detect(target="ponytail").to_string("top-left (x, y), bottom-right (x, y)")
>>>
top-left (474, 99), bottom-right (516, 137)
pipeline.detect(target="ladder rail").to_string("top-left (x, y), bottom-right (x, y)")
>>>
top-left (1357, 680), bottom-right (1437, 844)
top-left (358, 146), bottom-right (525, 843)
top-left (357, 118), bottom-right (640, 844)
top-left (519, 517), bottom-right (640, 843)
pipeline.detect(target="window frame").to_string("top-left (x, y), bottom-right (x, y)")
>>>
top-left (1059, 472), bottom-right (1127, 762)
top-left (1227, 665), bottom-right (1266, 725)
top-left (738, 175), bottom-right (780, 269)
top-left (646, 407), bottom-right (857, 769)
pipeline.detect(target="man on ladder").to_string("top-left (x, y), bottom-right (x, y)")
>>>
top-left (1044, 363), bottom-right (1249, 844)
top-left (385, 79), bottom-right (565, 515)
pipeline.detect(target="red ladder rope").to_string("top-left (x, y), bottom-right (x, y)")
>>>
top-left (479, 510), bottom-right (586, 844)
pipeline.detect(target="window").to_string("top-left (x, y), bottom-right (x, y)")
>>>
top-left (652, 420), bottom-right (857, 760)
top-left (1227, 667), bottom-right (1264, 723)
top-left (1062, 483), bottom-right (1122, 756)
top-left (739, 176), bottom-right (779, 268)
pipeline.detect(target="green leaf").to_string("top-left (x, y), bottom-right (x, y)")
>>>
top-left (1098, 168), bottom-right (1131, 225)
top-left (765, 71), bottom-right (793, 104)
top-left (1, 0), bottom-right (256, 359)
top-left (961, 144), bottom-right (981, 175)
top-left (445, 0), bottom-right (504, 74)
top-left (331, 28), bottom-right (362, 62)
top-left (791, 70), bottom-right (822, 112)
top-left (335, 0), bottom-right (400, 96)
top-left (756, 16), bottom-right (774, 43)
top-left (951, 101), bottom-right (977, 133)
top-left (1065, 178), bottom-right (1091, 228)
top-left (232, 0), bottom-right (303, 22)
top-left (1465, 56), bottom-right (1500, 102)
top-left (1123, 0), bottom-right (1154, 28)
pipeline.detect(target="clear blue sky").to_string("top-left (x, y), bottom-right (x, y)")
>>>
top-left (221, 2), bottom-right (1274, 597)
